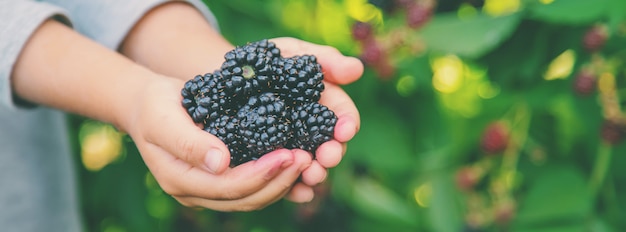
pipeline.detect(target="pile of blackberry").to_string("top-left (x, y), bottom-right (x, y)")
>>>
top-left (181, 39), bottom-right (337, 166)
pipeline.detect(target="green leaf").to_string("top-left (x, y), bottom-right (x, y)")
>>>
top-left (419, 12), bottom-right (523, 58)
top-left (529, 0), bottom-right (608, 25)
top-left (548, 94), bottom-right (584, 154)
top-left (607, 0), bottom-right (626, 33)
top-left (513, 166), bottom-right (592, 228)
top-left (428, 172), bottom-right (463, 232)
top-left (349, 177), bottom-right (420, 228)
top-left (513, 224), bottom-right (586, 232)
top-left (347, 101), bottom-right (415, 174)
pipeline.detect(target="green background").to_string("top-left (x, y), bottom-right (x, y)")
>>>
top-left (73, 0), bottom-right (626, 231)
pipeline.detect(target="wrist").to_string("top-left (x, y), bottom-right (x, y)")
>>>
top-left (111, 70), bottom-right (177, 135)
top-left (121, 1), bottom-right (233, 79)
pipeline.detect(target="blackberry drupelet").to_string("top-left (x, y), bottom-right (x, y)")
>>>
top-left (273, 55), bottom-right (325, 106)
top-left (237, 93), bottom-right (291, 161)
top-left (288, 102), bottom-right (337, 153)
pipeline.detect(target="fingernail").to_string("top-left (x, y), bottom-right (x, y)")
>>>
top-left (338, 118), bottom-right (357, 142)
top-left (204, 148), bottom-right (223, 173)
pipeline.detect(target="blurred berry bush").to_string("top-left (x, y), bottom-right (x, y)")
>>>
top-left (74, 0), bottom-right (626, 231)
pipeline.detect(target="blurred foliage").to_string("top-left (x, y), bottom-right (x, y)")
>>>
top-left (72, 0), bottom-right (626, 231)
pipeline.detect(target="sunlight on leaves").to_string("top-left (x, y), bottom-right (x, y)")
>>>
top-left (345, 0), bottom-right (382, 23)
top-left (79, 121), bottom-right (124, 172)
top-left (432, 55), bottom-right (464, 94)
top-left (483, 0), bottom-right (521, 16)
top-left (544, 49), bottom-right (576, 80)
top-left (413, 182), bottom-right (432, 208)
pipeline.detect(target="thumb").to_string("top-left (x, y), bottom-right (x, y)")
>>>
top-left (153, 117), bottom-right (231, 174)
top-left (142, 96), bottom-right (231, 174)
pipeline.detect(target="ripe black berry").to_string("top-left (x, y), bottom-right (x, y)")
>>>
top-left (205, 115), bottom-right (254, 166)
top-left (273, 55), bottom-right (325, 106)
top-left (236, 93), bottom-right (291, 161)
top-left (288, 102), bottom-right (337, 153)
top-left (221, 43), bottom-right (274, 100)
top-left (181, 72), bottom-right (232, 123)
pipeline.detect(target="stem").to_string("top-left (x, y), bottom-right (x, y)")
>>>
top-left (588, 142), bottom-right (613, 198)
top-left (500, 103), bottom-right (530, 176)
top-left (242, 65), bottom-right (255, 79)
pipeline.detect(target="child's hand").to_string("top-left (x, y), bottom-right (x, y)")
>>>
top-left (119, 3), bottom-right (363, 204)
top-left (122, 76), bottom-right (313, 211)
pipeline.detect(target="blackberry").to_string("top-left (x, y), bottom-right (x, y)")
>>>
top-left (181, 71), bottom-right (239, 124)
top-left (236, 93), bottom-right (291, 161)
top-left (273, 55), bottom-right (325, 106)
top-left (220, 43), bottom-right (275, 100)
top-left (181, 72), bottom-right (224, 123)
top-left (204, 115), bottom-right (251, 166)
top-left (288, 102), bottom-right (337, 153)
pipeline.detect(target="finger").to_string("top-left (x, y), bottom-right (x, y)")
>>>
top-left (314, 139), bottom-right (343, 168)
top-left (143, 144), bottom-right (295, 201)
top-left (141, 79), bottom-right (231, 174)
top-left (300, 160), bottom-right (328, 186)
top-left (175, 149), bottom-right (313, 211)
top-left (284, 182), bottom-right (315, 203)
top-left (319, 82), bottom-right (360, 143)
top-left (270, 37), bottom-right (363, 85)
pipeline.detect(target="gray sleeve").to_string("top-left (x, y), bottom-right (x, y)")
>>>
top-left (0, 1), bottom-right (72, 110)
top-left (0, 0), bottom-right (219, 110)
top-left (43, 0), bottom-right (220, 50)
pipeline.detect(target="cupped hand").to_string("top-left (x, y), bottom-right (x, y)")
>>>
top-left (121, 76), bottom-right (312, 211)
top-left (271, 37), bottom-right (363, 201)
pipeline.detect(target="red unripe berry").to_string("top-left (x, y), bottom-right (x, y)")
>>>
top-left (351, 21), bottom-right (373, 41)
top-left (455, 166), bottom-right (480, 191)
top-left (494, 202), bottom-right (516, 226)
top-left (600, 120), bottom-right (624, 145)
top-left (406, 4), bottom-right (432, 29)
top-left (583, 24), bottom-right (608, 53)
top-left (572, 70), bottom-right (596, 96)
top-left (480, 122), bottom-right (509, 154)
top-left (360, 40), bottom-right (383, 65)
